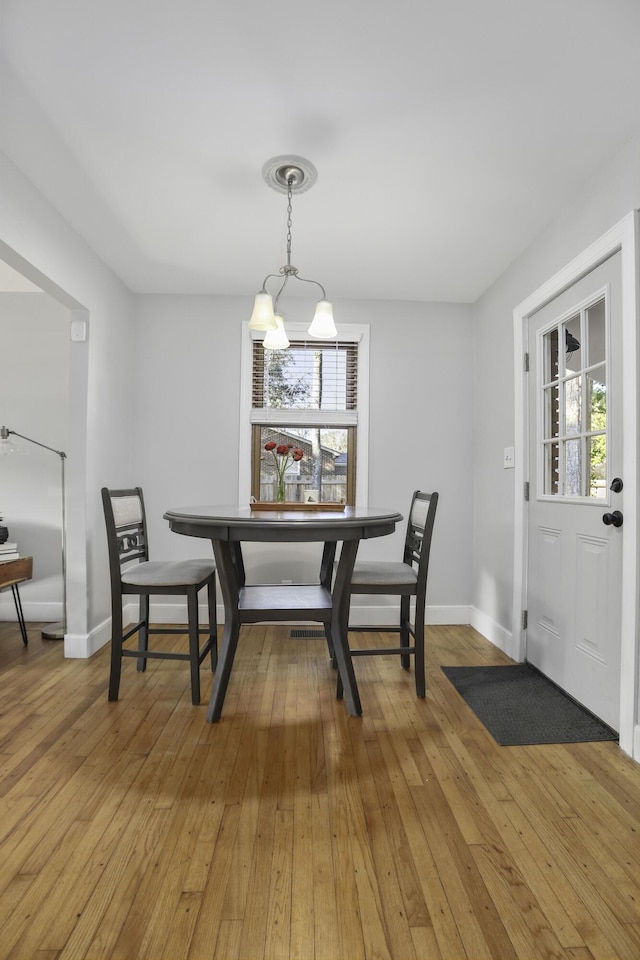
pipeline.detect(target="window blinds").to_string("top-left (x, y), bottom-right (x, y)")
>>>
top-left (251, 339), bottom-right (359, 427)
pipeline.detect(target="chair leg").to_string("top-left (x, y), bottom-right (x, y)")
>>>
top-left (207, 578), bottom-right (218, 671)
top-left (109, 600), bottom-right (124, 702)
top-left (414, 594), bottom-right (426, 698)
top-left (187, 588), bottom-right (201, 705)
top-left (400, 595), bottom-right (411, 671)
top-left (324, 624), bottom-right (336, 665)
top-left (137, 595), bottom-right (150, 672)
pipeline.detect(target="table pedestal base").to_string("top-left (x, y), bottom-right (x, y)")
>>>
top-left (206, 538), bottom-right (362, 722)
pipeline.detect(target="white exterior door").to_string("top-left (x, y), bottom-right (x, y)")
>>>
top-left (527, 252), bottom-right (623, 730)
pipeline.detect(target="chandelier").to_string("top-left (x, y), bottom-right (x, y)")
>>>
top-left (249, 155), bottom-right (336, 349)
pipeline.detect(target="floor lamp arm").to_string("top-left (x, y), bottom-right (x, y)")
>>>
top-left (2, 427), bottom-right (66, 460)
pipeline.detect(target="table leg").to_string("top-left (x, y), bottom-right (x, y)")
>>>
top-left (206, 539), bottom-right (241, 723)
top-left (320, 541), bottom-right (337, 660)
top-left (330, 538), bottom-right (362, 716)
top-left (11, 584), bottom-right (28, 646)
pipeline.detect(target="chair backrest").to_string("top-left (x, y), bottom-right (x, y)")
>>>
top-left (101, 487), bottom-right (150, 584)
top-left (403, 490), bottom-right (438, 587)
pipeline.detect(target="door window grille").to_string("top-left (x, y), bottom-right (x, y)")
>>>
top-left (539, 294), bottom-right (607, 499)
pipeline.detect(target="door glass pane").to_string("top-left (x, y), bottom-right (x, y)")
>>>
top-left (563, 314), bottom-right (581, 375)
top-left (543, 384), bottom-right (559, 439)
top-left (544, 442), bottom-right (559, 495)
top-left (538, 288), bottom-right (609, 501)
top-left (543, 327), bottom-right (559, 383)
top-left (564, 438), bottom-right (582, 496)
top-left (565, 375), bottom-right (582, 434)
top-left (586, 368), bottom-right (606, 431)
top-left (588, 434), bottom-right (607, 499)
top-left (587, 298), bottom-right (605, 366)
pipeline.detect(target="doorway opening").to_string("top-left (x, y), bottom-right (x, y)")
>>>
top-left (0, 243), bottom-right (90, 651)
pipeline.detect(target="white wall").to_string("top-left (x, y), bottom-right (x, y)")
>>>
top-left (473, 131), bottom-right (640, 638)
top-left (0, 292), bottom-right (69, 621)
top-left (0, 150), bottom-right (135, 653)
top-left (132, 295), bottom-right (475, 623)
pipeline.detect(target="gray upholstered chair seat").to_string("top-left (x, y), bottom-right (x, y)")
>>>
top-left (122, 559), bottom-right (216, 587)
top-left (350, 560), bottom-right (418, 588)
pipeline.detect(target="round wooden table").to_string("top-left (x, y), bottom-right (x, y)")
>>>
top-left (163, 505), bottom-right (403, 722)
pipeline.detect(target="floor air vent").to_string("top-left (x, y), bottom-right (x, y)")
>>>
top-left (289, 629), bottom-right (326, 639)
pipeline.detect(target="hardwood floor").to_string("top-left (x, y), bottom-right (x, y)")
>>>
top-left (0, 621), bottom-right (638, 960)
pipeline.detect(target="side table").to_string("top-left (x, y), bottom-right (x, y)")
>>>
top-left (0, 557), bottom-right (33, 645)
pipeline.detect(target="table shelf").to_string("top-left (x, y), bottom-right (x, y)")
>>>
top-left (238, 584), bottom-right (332, 622)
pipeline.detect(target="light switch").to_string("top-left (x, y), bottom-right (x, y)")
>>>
top-left (503, 446), bottom-right (515, 469)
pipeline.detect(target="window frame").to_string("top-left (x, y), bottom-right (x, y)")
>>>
top-left (238, 321), bottom-right (370, 506)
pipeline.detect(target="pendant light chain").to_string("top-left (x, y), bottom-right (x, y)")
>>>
top-left (249, 156), bottom-right (336, 342)
top-left (286, 177), bottom-right (294, 269)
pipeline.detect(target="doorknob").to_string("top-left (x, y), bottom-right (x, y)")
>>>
top-left (610, 477), bottom-right (623, 493)
top-left (603, 510), bottom-right (623, 527)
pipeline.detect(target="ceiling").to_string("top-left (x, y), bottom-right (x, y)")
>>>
top-left (2, 0), bottom-right (640, 304)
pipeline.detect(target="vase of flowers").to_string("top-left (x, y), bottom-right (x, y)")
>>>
top-left (264, 441), bottom-right (304, 502)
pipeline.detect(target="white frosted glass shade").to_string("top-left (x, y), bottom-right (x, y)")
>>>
top-left (308, 299), bottom-right (337, 339)
top-left (0, 435), bottom-right (21, 456)
top-left (263, 315), bottom-right (290, 350)
top-left (249, 292), bottom-right (277, 330)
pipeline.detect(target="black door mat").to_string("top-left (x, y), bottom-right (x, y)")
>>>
top-left (441, 663), bottom-right (618, 746)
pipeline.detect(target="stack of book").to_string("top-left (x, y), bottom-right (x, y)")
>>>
top-left (0, 542), bottom-right (20, 562)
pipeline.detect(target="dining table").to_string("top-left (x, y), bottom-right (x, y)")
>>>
top-left (163, 504), bottom-right (403, 722)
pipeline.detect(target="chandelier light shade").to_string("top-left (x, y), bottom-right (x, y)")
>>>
top-left (308, 299), bottom-right (337, 339)
top-left (249, 291), bottom-right (276, 331)
top-left (249, 155), bottom-right (336, 348)
top-left (263, 315), bottom-right (290, 350)
top-left (0, 425), bottom-right (67, 640)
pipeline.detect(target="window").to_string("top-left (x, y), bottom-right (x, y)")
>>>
top-left (239, 323), bottom-right (369, 506)
top-left (539, 293), bottom-right (608, 499)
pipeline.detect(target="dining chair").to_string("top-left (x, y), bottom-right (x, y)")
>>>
top-left (336, 490), bottom-right (438, 699)
top-left (101, 486), bottom-right (217, 705)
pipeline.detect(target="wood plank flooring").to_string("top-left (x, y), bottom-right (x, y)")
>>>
top-left (0, 621), bottom-right (638, 960)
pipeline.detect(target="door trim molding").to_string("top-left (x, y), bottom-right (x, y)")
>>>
top-left (512, 210), bottom-right (639, 758)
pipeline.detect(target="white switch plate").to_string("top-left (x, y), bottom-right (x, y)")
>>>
top-left (70, 319), bottom-right (87, 341)
top-left (503, 446), bottom-right (515, 469)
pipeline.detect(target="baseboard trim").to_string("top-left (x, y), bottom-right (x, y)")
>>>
top-left (348, 603), bottom-right (472, 626)
top-left (141, 600), bottom-right (472, 628)
top-left (64, 617), bottom-right (112, 658)
top-left (59, 601), bottom-right (478, 659)
top-left (470, 607), bottom-right (514, 657)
